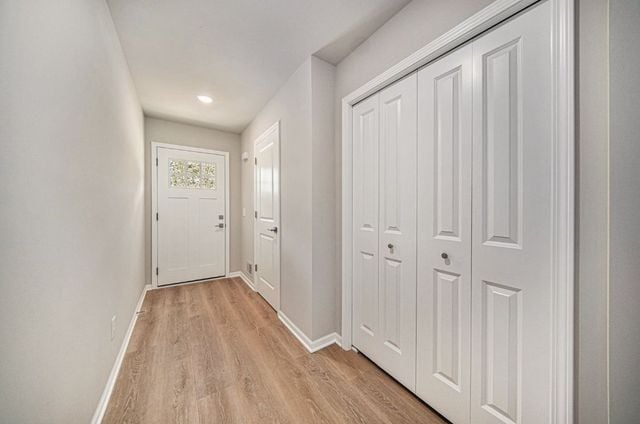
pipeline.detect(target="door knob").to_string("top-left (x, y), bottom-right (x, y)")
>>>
top-left (441, 252), bottom-right (448, 259)
top-left (217, 223), bottom-right (225, 228)
top-left (267, 227), bottom-right (278, 233)
top-left (388, 243), bottom-right (394, 249)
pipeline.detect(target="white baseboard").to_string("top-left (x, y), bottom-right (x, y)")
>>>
top-left (91, 283), bottom-right (150, 424)
top-left (229, 271), bottom-right (255, 291)
top-left (335, 333), bottom-right (343, 347)
top-left (277, 311), bottom-right (341, 353)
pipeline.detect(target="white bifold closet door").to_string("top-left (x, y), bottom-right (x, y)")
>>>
top-left (416, 44), bottom-right (473, 424)
top-left (470, 2), bottom-right (553, 423)
top-left (352, 74), bottom-right (418, 390)
top-left (353, 2), bottom-right (554, 423)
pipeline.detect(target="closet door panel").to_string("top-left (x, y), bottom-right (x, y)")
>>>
top-left (416, 44), bottom-right (473, 424)
top-left (377, 73), bottom-right (418, 390)
top-left (352, 95), bottom-right (381, 358)
top-left (470, 2), bottom-right (553, 423)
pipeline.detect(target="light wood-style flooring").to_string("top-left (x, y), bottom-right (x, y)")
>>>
top-left (103, 277), bottom-right (448, 423)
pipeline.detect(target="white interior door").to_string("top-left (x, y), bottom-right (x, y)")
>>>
top-left (254, 125), bottom-right (280, 310)
top-left (157, 147), bottom-right (226, 286)
top-left (353, 74), bottom-right (418, 390)
top-left (416, 44), bottom-right (473, 424)
top-left (470, 2), bottom-right (553, 423)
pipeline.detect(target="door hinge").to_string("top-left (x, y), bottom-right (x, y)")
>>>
top-left (156, 212), bottom-right (158, 221)
top-left (254, 157), bottom-right (257, 165)
top-left (156, 157), bottom-right (158, 166)
top-left (254, 210), bottom-right (257, 218)
top-left (156, 267), bottom-right (159, 276)
top-left (254, 264), bottom-right (258, 272)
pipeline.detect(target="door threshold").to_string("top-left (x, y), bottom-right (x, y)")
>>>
top-left (155, 275), bottom-right (227, 289)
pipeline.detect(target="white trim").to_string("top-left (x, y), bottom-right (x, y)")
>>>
top-left (550, 0), bottom-right (574, 421)
top-left (252, 121), bottom-right (281, 303)
top-left (151, 142), bottom-right (231, 288)
top-left (91, 284), bottom-right (151, 424)
top-left (253, 121), bottom-right (280, 146)
top-left (278, 311), bottom-right (341, 353)
top-left (340, 0), bottom-right (574, 422)
top-left (343, 0), bottom-right (538, 107)
top-left (229, 270), bottom-right (256, 291)
top-left (334, 334), bottom-right (343, 348)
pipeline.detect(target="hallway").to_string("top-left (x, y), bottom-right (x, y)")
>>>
top-left (103, 278), bottom-right (447, 423)
top-left (5, 0), bottom-right (635, 422)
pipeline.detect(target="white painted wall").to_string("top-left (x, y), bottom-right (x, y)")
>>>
top-left (310, 57), bottom-right (337, 339)
top-left (240, 56), bottom-right (336, 339)
top-left (0, 0), bottom-right (145, 422)
top-left (144, 117), bottom-right (242, 278)
top-left (609, 1), bottom-right (640, 422)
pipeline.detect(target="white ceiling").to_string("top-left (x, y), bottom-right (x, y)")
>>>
top-left (107, 0), bottom-right (410, 133)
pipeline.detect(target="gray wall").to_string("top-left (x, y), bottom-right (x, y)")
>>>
top-left (310, 57), bottom-right (337, 339)
top-left (0, 0), bottom-right (145, 422)
top-left (609, 0), bottom-right (640, 422)
top-left (144, 117), bottom-right (242, 278)
top-left (241, 58), bottom-right (314, 335)
top-left (240, 56), bottom-right (337, 339)
top-left (576, 0), bottom-right (610, 423)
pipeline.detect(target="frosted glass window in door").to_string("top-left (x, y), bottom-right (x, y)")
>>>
top-left (169, 159), bottom-right (217, 190)
top-left (186, 161), bottom-right (201, 188)
top-left (201, 162), bottom-right (217, 190)
top-left (169, 159), bottom-right (187, 188)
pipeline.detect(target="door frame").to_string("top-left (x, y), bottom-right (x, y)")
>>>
top-left (253, 121), bottom-right (281, 308)
top-left (151, 142), bottom-right (230, 288)
top-left (340, 0), bottom-right (574, 422)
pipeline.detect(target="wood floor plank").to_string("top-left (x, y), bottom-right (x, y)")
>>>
top-left (103, 278), bottom-right (448, 424)
top-left (251, 324), bottom-right (339, 423)
top-left (296, 350), bottom-right (393, 424)
top-left (196, 387), bottom-right (242, 424)
top-left (186, 313), bottom-right (234, 399)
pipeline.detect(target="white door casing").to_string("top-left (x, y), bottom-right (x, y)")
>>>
top-left (353, 74), bottom-right (418, 390)
top-left (254, 122), bottom-right (280, 311)
top-left (155, 145), bottom-right (228, 286)
top-left (416, 44), bottom-right (473, 424)
top-left (470, 3), bottom-right (553, 423)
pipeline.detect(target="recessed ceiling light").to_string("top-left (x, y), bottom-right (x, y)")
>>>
top-left (197, 95), bottom-right (213, 104)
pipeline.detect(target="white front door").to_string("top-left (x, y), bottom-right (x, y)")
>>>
top-left (156, 147), bottom-right (226, 286)
top-left (470, 2), bottom-right (553, 423)
top-left (254, 124), bottom-right (280, 310)
top-left (416, 44), bottom-right (473, 424)
top-left (353, 74), bottom-right (418, 390)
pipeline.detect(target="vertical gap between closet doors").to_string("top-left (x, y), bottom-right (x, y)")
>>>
top-left (467, 41), bottom-right (475, 424)
top-left (414, 69), bottom-right (420, 405)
